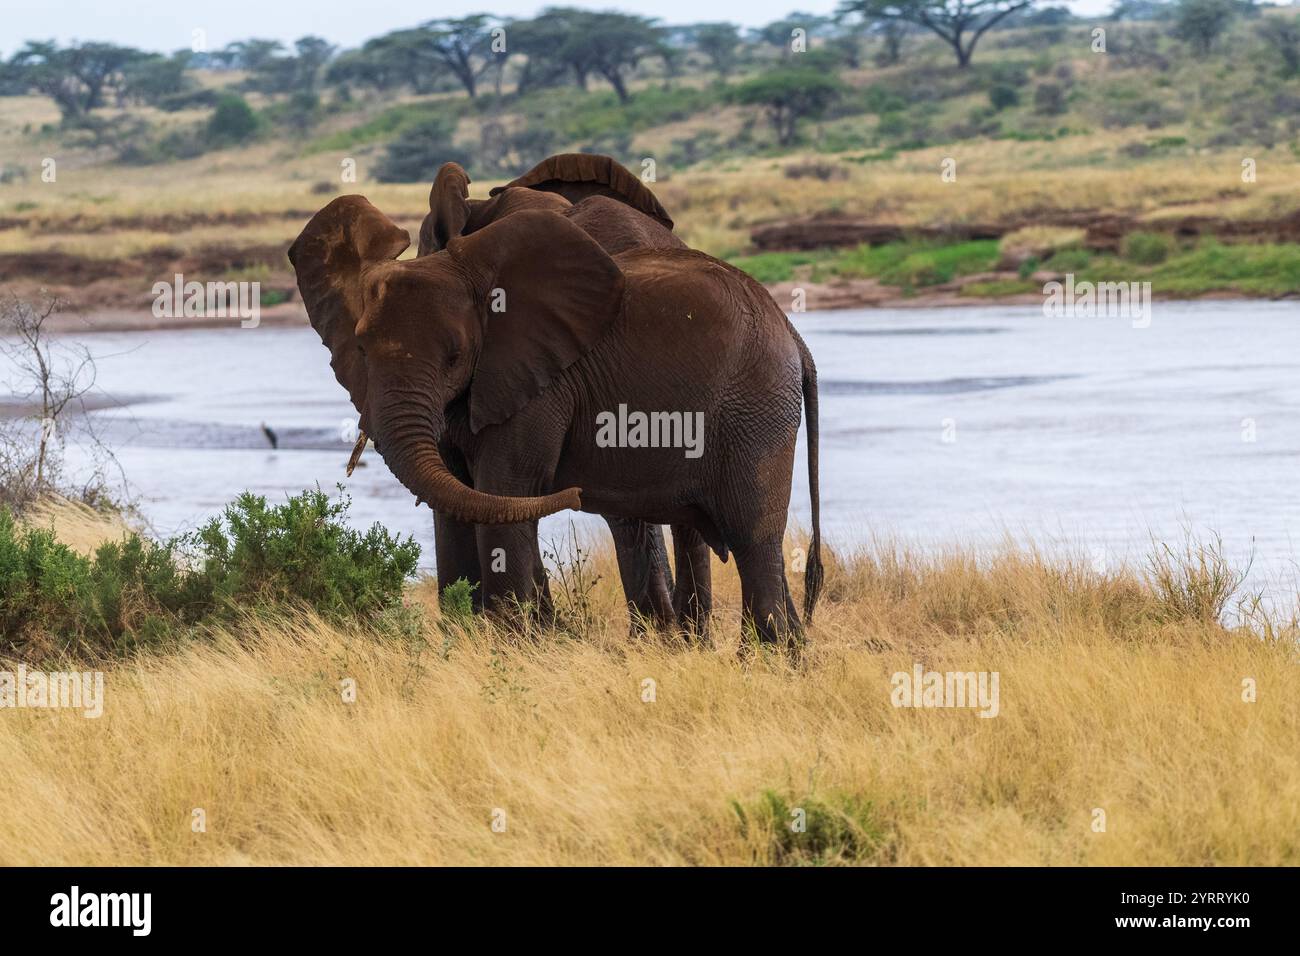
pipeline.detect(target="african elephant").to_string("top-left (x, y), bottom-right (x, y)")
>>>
top-left (416, 155), bottom-right (713, 634)
top-left (289, 196), bottom-right (823, 645)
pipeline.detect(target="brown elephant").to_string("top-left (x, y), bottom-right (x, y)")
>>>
top-left (419, 153), bottom-right (676, 257)
top-left (414, 154), bottom-right (714, 634)
top-left (289, 195), bottom-right (823, 645)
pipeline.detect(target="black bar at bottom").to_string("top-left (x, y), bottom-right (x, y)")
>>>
top-left (0, 866), bottom-right (1281, 941)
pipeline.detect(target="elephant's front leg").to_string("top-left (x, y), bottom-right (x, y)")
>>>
top-left (435, 512), bottom-right (483, 612)
top-left (476, 522), bottom-right (553, 624)
top-left (434, 441), bottom-right (484, 612)
top-left (671, 524), bottom-right (713, 638)
top-left (605, 517), bottom-right (674, 633)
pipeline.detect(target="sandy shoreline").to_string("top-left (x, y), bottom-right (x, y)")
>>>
top-left (39, 283), bottom-right (1282, 334)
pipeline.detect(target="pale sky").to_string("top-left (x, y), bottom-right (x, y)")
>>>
top-left (1, 0), bottom-right (1117, 57)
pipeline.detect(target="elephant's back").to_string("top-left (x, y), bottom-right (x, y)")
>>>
top-left (612, 247), bottom-right (802, 400)
top-left (566, 196), bottom-right (685, 256)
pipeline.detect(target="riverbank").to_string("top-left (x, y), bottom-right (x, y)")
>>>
top-left (32, 286), bottom-right (1285, 334)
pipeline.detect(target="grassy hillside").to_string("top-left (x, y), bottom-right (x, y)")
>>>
top-left (2, 13), bottom-right (1300, 308)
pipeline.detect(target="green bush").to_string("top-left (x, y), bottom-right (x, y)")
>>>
top-left (206, 94), bottom-right (259, 145)
top-left (728, 250), bottom-right (829, 284)
top-left (1033, 82), bottom-right (1068, 116)
top-left (1045, 247), bottom-right (1092, 271)
top-left (989, 84), bottom-right (1020, 111)
top-left (1122, 231), bottom-right (1174, 265)
top-left (185, 489), bottom-right (420, 622)
top-left (0, 509), bottom-right (200, 655)
top-left (374, 116), bottom-right (471, 183)
top-left (0, 489), bottom-right (420, 660)
top-left (834, 239), bottom-right (1001, 289)
top-left (731, 789), bottom-right (891, 865)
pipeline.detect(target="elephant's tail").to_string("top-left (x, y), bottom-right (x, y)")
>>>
top-left (795, 330), bottom-right (824, 625)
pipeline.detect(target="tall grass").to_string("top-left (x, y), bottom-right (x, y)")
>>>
top-left (0, 503), bottom-right (1295, 866)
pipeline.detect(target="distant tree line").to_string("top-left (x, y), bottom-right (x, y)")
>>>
top-left (0, 0), bottom-right (1291, 163)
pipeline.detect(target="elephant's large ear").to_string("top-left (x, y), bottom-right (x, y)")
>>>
top-left (447, 209), bottom-right (626, 433)
top-left (489, 153), bottom-right (674, 230)
top-left (420, 162), bottom-right (472, 255)
top-left (288, 196), bottom-right (410, 413)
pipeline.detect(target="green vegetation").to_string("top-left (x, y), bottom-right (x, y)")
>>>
top-left (730, 239), bottom-right (1001, 290)
top-left (961, 239), bottom-right (1300, 298)
top-left (206, 94), bottom-right (259, 144)
top-left (374, 115), bottom-right (471, 183)
top-left (726, 249), bottom-right (834, 283)
top-left (834, 239), bottom-right (1002, 288)
top-left (1, 489), bottom-right (420, 659)
top-left (731, 788), bottom-right (891, 865)
top-left (729, 234), bottom-right (1300, 300)
top-left (4, 5), bottom-right (1300, 296)
top-left (1121, 231), bottom-right (1174, 265)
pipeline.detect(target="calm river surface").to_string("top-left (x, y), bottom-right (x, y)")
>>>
top-left (17, 300), bottom-right (1300, 598)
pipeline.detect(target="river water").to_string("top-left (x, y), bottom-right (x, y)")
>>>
top-left (13, 300), bottom-right (1300, 598)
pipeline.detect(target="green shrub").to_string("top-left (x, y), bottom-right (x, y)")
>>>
top-left (989, 84), bottom-right (1020, 111)
top-left (440, 578), bottom-right (477, 628)
top-left (731, 789), bottom-right (891, 865)
top-left (834, 239), bottom-right (1001, 289)
top-left (0, 489), bottom-right (420, 660)
top-left (185, 488), bottom-right (419, 622)
top-left (1122, 231), bottom-right (1174, 265)
top-left (0, 509), bottom-right (197, 655)
top-left (374, 116), bottom-right (471, 183)
top-left (1033, 82), bottom-right (1068, 116)
top-left (728, 250), bottom-right (829, 284)
top-left (1044, 247), bottom-right (1092, 271)
top-left (206, 94), bottom-right (259, 145)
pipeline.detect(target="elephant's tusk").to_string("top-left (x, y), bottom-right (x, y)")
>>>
top-left (346, 429), bottom-right (367, 476)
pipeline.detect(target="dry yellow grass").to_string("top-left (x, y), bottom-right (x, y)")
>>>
top-left (1, 521), bottom-right (1295, 866)
top-left (18, 496), bottom-right (134, 554)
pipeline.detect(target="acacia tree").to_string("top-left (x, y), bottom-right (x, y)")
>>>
top-left (733, 65), bottom-right (843, 145)
top-left (8, 41), bottom-right (146, 120)
top-left (838, 0), bottom-right (1035, 67)
top-left (581, 12), bottom-right (665, 103)
top-left (1173, 0), bottom-right (1238, 55)
top-left (692, 23), bottom-right (743, 77)
top-left (329, 30), bottom-right (440, 94)
top-left (510, 12), bottom-right (579, 92)
top-left (511, 9), bottom-right (663, 102)
top-left (754, 11), bottom-right (832, 57)
top-left (421, 15), bottom-right (504, 99)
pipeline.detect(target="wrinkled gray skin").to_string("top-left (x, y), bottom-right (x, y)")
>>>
top-left (418, 164), bottom-right (711, 635)
top-left (289, 197), bottom-right (823, 646)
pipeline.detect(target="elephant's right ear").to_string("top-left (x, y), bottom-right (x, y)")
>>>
top-left (288, 196), bottom-right (410, 414)
top-left (419, 162), bottom-right (472, 256)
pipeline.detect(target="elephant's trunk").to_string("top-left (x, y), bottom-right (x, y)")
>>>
top-left (375, 404), bottom-right (581, 525)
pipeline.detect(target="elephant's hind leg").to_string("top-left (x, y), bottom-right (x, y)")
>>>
top-left (606, 517), bottom-right (675, 633)
top-left (733, 533), bottom-right (802, 649)
top-left (670, 524), bottom-right (713, 638)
